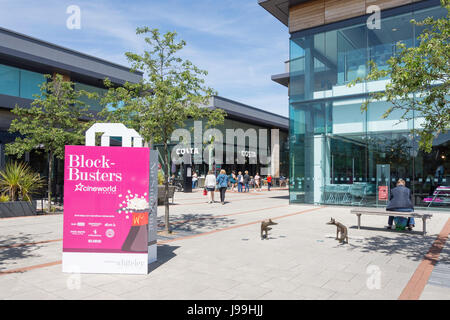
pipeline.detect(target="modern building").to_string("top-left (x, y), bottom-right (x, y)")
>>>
top-left (0, 27), bottom-right (289, 199)
top-left (156, 95), bottom-right (289, 182)
top-left (259, 0), bottom-right (449, 209)
top-left (0, 26), bottom-right (143, 199)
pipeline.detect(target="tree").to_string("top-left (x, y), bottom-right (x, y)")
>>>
top-left (349, 0), bottom-right (449, 152)
top-left (6, 74), bottom-right (95, 212)
top-left (101, 27), bottom-right (225, 233)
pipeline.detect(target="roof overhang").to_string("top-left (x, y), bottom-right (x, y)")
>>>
top-left (0, 27), bottom-right (143, 86)
top-left (271, 72), bottom-right (289, 87)
top-left (258, 0), bottom-right (310, 26)
top-left (206, 96), bottom-right (289, 131)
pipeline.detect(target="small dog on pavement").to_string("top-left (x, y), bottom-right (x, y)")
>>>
top-left (326, 217), bottom-right (348, 244)
top-left (261, 219), bottom-right (277, 240)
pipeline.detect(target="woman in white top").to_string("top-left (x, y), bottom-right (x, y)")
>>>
top-left (205, 170), bottom-right (217, 203)
top-left (192, 171), bottom-right (198, 189)
top-left (254, 173), bottom-right (262, 192)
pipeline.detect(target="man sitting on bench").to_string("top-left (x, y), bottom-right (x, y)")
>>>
top-left (386, 179), bottom-right (415, 231)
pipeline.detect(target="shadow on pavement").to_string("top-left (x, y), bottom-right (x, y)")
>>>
top-left (148, 244), bottom-right (179, 274)
top-left (268, 195), bottom-right (289, 200)
top-left (346, 231), bottom-right (441, 262)
top-left (157, 213), bottom-right (236, 233)
top-left (349, 225), bottom-right (424, 236)
top-left (0, 234), bottom-right (44, 271)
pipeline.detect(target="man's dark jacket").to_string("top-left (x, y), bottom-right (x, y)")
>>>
top-left (386, 186), bottom-right (414, 211)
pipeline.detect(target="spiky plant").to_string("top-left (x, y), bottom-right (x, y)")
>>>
top-left (0, 161), bottom-right (45, 202)
top-left (20, 169), bottom-right (45, 201)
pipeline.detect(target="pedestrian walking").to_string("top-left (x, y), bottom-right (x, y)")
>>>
top-left (229, 171), bottom-right (237, 191)
top-left (192, 171), bottom-right (198, 189)
top-left (244, 170), bottom-right (250, 192)
top-left (217, 169), bottom-right (229, 205)
top-left (205, 170), bottom-right (216, 204)
top-left (254, 172), bottom-right (262, 192)
top-left (280, 175), bottom-right (286, 187)
top-left (267, 175), bottom-right (273, 191)
top-left (237, 171), bottom-right (243, 192)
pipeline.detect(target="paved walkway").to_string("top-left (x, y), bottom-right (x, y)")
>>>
top-left (0, 188), bottom-right (449, 300)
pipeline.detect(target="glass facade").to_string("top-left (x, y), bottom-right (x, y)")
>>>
top-left (289, 5), bottom-right (449, 209)
top-left (0, 64), bottom-right (46, 99)
top-left (74, 82), bottom-right (107, 113)
top-left (0, 64), bottom-right (108, 110)
top-left (155, 118), bottom-right (289, 179)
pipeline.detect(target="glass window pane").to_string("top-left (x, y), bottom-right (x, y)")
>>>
top-left (337, 24), bottom-right (367, 85)
top-left (414, 132), bottom-right (450, 208)
top-left (74, 82), bottom-right (107, 113)
top-left (368, 12), bottom-right (414, 80)
top-left (0, 64), bottom-right (20, 97)
top-left (20, 69), bottom-right (45, 99)
top-left (414, 5), bottom-right (447, 46)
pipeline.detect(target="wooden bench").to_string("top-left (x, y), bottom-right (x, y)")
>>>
top-left (350, 208), bottom-right (434, 235)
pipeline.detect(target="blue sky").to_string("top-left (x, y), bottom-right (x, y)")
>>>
top-left (0, 0), bottom-right (289, 116)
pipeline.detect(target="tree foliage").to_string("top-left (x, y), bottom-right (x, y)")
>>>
top-left (7, 73), bottom-right (95, 158)
top-left (101, 27), bottom-right (226, 232)
top-left (349, 0), bottom-right (449, 152)
top-left (7, 73), bottom-right (95, 211)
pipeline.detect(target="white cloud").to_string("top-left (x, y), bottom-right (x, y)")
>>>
top-left (0, 0), bottom-right (289, 114)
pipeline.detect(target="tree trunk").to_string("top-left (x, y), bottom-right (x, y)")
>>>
top-left (47, 151), bottom-right (53, 213)
top-left (164, 142), bottom-right (171, 233)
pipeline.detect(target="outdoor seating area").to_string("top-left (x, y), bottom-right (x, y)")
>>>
top-left (424, 186), bottom-right (450, 207)
top-left (321, 183), bottom-right (375, 205)
top-left (350, 207), bottom-right (434, 236)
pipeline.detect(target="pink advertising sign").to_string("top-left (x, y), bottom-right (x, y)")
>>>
top-left (63, 145), bottom-right (150, 264)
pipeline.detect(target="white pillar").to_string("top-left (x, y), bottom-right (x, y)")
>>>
top-left (270, 129), bottom-right (280, 177)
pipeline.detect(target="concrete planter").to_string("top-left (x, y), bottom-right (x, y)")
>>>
top-left (158, 185), bottom-right (176, 204)
top-left (0, 200), bottom-right (37, 218)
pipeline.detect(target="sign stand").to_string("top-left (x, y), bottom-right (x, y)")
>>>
top-left (376, 164), bottom-right (390, 207)
top-left (62, 123), bottom-right (157, 274)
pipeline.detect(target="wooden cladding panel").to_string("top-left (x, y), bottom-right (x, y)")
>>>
top-left (289, 0), bottom-right (325, 33)
top-left (289, 0), bottom-right (420, 32)
top-left (365, 0), bottom-right (412, 10)
top-left (324, 0), bottom-right (366, 24)
top-left (52, 72), bottom-right (70, 81)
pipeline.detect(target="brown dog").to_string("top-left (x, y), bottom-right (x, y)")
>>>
top-left (261, 219), bottom-right (277, 240)
top-left (326, 218), bottom-right (348, 244)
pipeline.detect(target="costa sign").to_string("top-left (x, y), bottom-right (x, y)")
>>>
top-left (241, 150), bottom-right (257, 158)
top-left (175, 147), bottom-right (199, 155)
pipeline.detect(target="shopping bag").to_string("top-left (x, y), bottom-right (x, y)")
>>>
top-left (394, 217), bottom-right (408, 230)
top-left (203, 188), bottom-right (207, 196)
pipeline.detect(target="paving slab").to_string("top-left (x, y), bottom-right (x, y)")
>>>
top-left (0, 189), bottom-right (449, 300)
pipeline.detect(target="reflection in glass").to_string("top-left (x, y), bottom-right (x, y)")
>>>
top-left (288, 4), bottom-right (449, 209)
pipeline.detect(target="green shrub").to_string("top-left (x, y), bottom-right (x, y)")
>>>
top-left (0, 161), bottom-right (45, 201)
top-left (0, 194), bottom-right (10, 202)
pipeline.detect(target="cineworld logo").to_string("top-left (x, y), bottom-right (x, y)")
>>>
top-left (170, 121), bottom-right (279, 174)
top-left (74, 183), bottom-right (117, 194)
